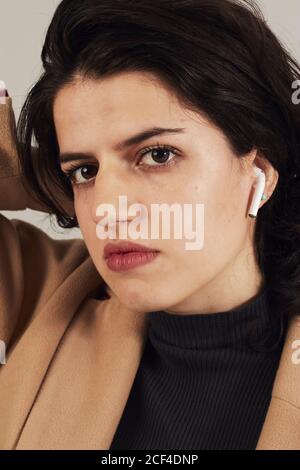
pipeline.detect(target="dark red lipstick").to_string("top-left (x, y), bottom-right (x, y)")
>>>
top-left (103, 241), bottom-right (160, 272)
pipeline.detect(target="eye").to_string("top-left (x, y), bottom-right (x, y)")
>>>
top-left (62, 144), bottom-right (180, 186)
top-left (63, 164), bottom-right (98, 186)
top-left (137, 144), bottom-right (179, 168)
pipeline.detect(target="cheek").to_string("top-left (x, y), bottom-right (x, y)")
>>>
top-left (203, 177), bottom-right (250, 266)
top-left (166, 174), bottom-right (249, 275)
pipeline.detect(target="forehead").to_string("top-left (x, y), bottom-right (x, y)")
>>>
top-left (54, 72), bottom-right (186, 127)
top-left (53, 71), bottom-right (215, 155)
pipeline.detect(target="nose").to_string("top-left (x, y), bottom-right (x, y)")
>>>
top-left (90, 164), bottom-right (141, 228)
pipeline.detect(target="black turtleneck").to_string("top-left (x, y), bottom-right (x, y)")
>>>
top-left (109, 288), bottom-right (287, 450)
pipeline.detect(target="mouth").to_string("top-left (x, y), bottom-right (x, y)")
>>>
top-left (103, 241), bottom-right (160, 272)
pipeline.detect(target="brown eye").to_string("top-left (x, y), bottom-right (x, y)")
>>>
top-left (64, 165), bottom-right (98, 185)
top-left (138, 145), bottom-right (178, 167)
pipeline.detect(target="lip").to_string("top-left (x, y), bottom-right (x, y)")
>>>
top-left (103, 241), bottom-right (160, 272)
top-left (104, 241), bottom-right (159, 259)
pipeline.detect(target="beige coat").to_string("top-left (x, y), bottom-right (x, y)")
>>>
top-left (0, 97), bottom-right (300, 450)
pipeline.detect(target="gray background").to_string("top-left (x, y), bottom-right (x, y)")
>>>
top-left (1, 0), bottom-right (299, 239)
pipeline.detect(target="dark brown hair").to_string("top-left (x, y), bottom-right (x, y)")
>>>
top-left (17, 0), bottom-right (300, 330)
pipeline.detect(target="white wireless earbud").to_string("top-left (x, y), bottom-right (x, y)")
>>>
top-left (248, 165), bottom-right (266, 218)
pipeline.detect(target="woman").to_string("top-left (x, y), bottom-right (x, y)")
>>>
top-left (0, 0), bottom-right (300, 450)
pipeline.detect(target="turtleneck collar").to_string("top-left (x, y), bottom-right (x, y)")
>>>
top-left (148, 287), bottom-right (282, 350)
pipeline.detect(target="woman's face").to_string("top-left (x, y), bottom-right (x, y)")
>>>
top-left (54, 71), bottom-right (265, 314)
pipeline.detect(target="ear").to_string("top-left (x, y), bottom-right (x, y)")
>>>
top-left (244, 149), bottom-right (279, 207)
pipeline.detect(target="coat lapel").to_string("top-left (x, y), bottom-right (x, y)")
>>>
top-left (256, 315), bottom-right (300, 449)
top-left (14, 294), bottom-right (149, 450)
top-left (0, 259), bottom-right (103, 449)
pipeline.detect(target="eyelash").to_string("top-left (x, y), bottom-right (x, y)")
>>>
top-left (62, 144), bottom-right (180, 187)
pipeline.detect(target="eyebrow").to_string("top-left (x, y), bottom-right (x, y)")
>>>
top-left (59, 126), bottom-right (186, 164)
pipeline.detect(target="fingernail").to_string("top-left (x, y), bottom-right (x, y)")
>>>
top-left (0, 80), bottom-right (8, 98)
